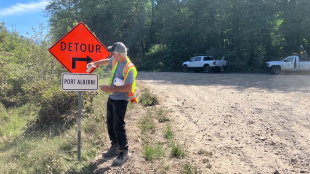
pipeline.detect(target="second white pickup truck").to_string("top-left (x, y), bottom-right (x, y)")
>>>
top-left (266, 55), bottom-right (310, 74)
top-left (266, 45), bottom-right (309, 74)
top-left (182, 56), bottom-right (222, 73)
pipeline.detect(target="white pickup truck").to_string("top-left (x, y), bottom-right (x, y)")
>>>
top-left (266, 55), bottom-right (310, 74)
top-left (182, 56), bottom-right (222, 73)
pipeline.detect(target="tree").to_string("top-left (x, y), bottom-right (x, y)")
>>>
top-left (44, 0), bottom-right (310, 72)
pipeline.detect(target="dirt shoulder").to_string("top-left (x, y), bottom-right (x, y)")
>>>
top-left (93, 72), bottom-right (310, 173)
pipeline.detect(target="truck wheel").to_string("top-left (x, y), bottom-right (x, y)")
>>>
top-left (204, 65), bottom-right (211, 73)
top-left (270, 66), bottom-right (280, 74)
top-left (183, 65), bottom-right (189, 72)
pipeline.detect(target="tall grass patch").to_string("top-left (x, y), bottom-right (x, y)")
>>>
top-left (164, 125), bottom-right (173, 140)
top-left (143, 143), bottom-right (164, 161)
top-left (0, 107), bottom-right (105, 174)
top-left (0, 127), bottom-right (98, 174)
top-left (0, 82), bottom-right (110, 174)
top-left (0, 103), bottom-right (37, 140)
top-left (138, 111), bottom-right (156, 135)
top-left (171, 141), bottom-right (185, 158)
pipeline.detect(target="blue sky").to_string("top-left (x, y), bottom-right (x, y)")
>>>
top-left (0, 0), bottom-right (49, 37)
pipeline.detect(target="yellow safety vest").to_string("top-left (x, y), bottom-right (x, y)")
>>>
top-left (109, 57), bottom-right (138, 104)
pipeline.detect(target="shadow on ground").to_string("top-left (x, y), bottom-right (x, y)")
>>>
top-left (137, 71), bottom-right (310, 93)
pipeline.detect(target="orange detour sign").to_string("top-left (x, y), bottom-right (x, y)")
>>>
top-left (49, 22), bottom-right (111, 73)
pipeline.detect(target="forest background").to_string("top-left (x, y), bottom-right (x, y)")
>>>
top-left (46, 0), bottom-right (310, 72)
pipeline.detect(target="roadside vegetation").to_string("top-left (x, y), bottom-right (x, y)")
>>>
top-left (0, 23), bottom-right (202, 173)
top-left (0, 22), bottom-right (110, 174)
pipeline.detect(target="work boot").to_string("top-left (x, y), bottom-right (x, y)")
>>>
top-left (102, 143), bottom-right (120, 158)
top-left (112, 150), bottom-right (129, 166)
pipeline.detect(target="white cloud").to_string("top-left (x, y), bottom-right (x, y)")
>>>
top-left (0, 0), bottom-right (49, 17)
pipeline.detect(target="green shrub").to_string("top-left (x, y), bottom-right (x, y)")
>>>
top-left (37, 86), bottom-right (78, 124)
top-left (136, 44), bottom-right (165, 71)
top-left (22, 84), bottom-right (77, 131)
top-left (139, 88), bottom-right (159, 107)
top-left (0, 102), bottom-right (6, 124)
top-left (22, 81), bottom-right (97, 131)
top-left (0, 72), bottom-right (27, 108)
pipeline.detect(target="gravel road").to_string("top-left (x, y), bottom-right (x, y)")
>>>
top-left (136, 72), bottom-right (310, 173)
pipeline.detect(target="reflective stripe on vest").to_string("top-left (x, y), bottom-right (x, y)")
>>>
top-left (109, 58), bottom-right (118, 87)
top-left (112, 59), bottom-right (118, 71)
top-left (109, 57), bottom-right (138, 104)
top-left (124, 62), bottom-right (134, 80)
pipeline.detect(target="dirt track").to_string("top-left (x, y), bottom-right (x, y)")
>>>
top-left (93, 72), bottom-right (310, 174)
top-left (136, 72), bottom-right (310, 173)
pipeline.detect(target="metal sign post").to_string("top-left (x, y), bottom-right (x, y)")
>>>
top-left (77, 91), bottom-right (82, 161)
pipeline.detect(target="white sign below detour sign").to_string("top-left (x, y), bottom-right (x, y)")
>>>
top-left (61, 73), bottom-right (99, 91)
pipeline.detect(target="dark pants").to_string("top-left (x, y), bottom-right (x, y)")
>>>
top-left (106, 97), bottom-right (129, 150)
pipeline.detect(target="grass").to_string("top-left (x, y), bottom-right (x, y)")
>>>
top-left (0, 112), bottom-right (104, 174)
top-left (164, 125), bottom-right (173, 140)
top-left (0, 76), bottom-right (193, 173)
top-left (139, 88), bottom-right (159, 107)
top-left (182, 162), bottom-right (199, 174)
top-left (138, 111), bottom-right (156, 135)
top-left (0, 103), bottom-right (37, 140)
top-left (143, 143), bottom-right (164, 161)
top-left (171, 141), bottom-right (185, 158)
top-left (161, 165), bottom-right (170, 173)
top-left (155, 107), bottom-right (169, 123)
top-left (0, 77), bottom-right (110, 174)
top-left (197, 149), bottom-right (213, 157)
